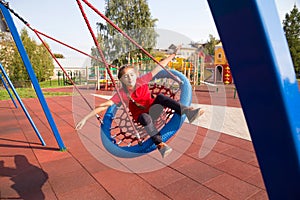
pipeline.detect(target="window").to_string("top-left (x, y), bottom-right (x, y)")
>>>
top-left (218, 53), bottom-right (222, 59)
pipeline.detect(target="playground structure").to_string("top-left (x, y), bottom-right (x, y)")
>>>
top-left (49, 45), bottom-right (206, 91)
top-left (93, 43), bottom-right (233, 88)
top-left (87, 53), bottom-right (196, 91)
top-left (214, 42), bottom-right (233, 84)
top-left (0, 0), bottom-right (299, 199)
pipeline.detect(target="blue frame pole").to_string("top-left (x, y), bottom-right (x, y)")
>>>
top-left (0, 72), bottom-right (17, 108)
top-left (0, 4), bottom-right (66, 150)
top-left (207, 0), bottom-right (300, 199)
top-left (0, 63), bottom-right (45, 145)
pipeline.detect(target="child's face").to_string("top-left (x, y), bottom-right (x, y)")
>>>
top-left (120, 68), bottom-right (137, 88)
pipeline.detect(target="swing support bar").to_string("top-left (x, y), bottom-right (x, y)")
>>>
top-left (0, 2), bottom-right (65, 150)
top-left (0, 63), bottom-right (45, 145)
top-left (0, 72), bottom-right (17, 108)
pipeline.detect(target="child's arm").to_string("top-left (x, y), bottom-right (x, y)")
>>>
top-left (75, 100), bottom-right (114, 130)
top-left (151, 45), bottom-right (180, 77)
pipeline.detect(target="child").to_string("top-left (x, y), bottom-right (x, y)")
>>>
top-left (75, 53), bottom-right (204, 158)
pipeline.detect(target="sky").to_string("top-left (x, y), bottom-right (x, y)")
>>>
top-left (4, 0), bottom-right (300, 59)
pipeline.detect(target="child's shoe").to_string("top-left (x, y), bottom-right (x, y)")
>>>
top-left (184, 107), bottom-right (204, 123)
top-left (157, 142), bottom-right (172, 158)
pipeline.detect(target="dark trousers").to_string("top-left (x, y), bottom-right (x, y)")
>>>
top-left (137, 94), bottom-right (184, 145)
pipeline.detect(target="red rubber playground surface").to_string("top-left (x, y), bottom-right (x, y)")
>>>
top-left (0, 85), bottom-right (269, 200)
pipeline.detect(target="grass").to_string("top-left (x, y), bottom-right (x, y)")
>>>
top-left (39, 80), bottom-right (61, 88)
top-left (0, 79), bottom-right (73, 100)
top-left (0, 88), bottom-right (72, 100)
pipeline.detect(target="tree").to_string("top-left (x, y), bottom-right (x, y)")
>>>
top-left (203, 34), bottom-right (220, 56)
top-left (53, 53), bottom-right (64, 58)
top-left (94, 0), bottom-right (158, 66)
top-left (0, 28), bottom-right (54, 86)
top-left (283, 5), bottom-right (300, 75)
top-left (34, 43), bottom-right (55, 82)
top-left (0, 32), bottom-right (15, 75)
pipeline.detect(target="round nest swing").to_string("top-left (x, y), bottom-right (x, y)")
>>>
top-left (100, 69), bottom-right (192, 158)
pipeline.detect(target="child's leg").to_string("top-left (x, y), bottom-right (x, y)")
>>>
top-left (137, 113), bottom-right (161, 145)
top-left (152, 93), bottom-right (204, 123)
top-left (152, 93), bottom-right (184, 115)
top-left (137, 113), bottom-right (172, 158)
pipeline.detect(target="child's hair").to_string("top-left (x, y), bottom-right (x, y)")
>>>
top-left (117, 65), bottom-right (134, 79)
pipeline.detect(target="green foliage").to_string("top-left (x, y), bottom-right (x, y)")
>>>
top-left (283, 5), bottom-right (300, 75)
top-left (204, 34), bottom-right (220, 56)
top-left (0, 87), bottom-right (72, 100)
top-left (0, 33), bottom-right (15, 77)
top-left (54, 53), bottom-right (64, 58)
top-left (94, 0), bottom-right (158, 66)
top-left (38, 79), bottom-right (60, 88)
top-left (0, 28), bottom-right (54, 86)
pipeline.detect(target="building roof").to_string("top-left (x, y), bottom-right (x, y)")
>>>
top-left (168, 43), bottom-right (197, 50)
top-left (215, 42), bottom-right (223, 47)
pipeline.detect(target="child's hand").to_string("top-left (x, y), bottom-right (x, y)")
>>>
top-left (173, 44), bottom-right (182, 54)
top-left (75, 119), bottom-right (87, 130)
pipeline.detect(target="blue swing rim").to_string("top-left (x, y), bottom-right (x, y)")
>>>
top-left (100, 69), bottom-right (192, 158)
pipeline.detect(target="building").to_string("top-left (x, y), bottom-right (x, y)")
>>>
top-left (168, 43), bottom-right (197, 59)
top-left (52, 56), bottom-right (90, 80)
top-left (213, 42), bottom-right (233, 84)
